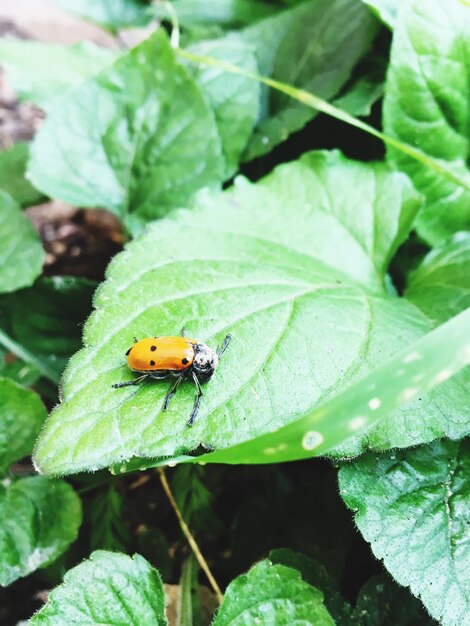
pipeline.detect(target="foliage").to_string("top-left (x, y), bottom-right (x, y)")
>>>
top-left (0, 0), bottom-right (468, 622)
top-left (0, 380), bottom-right (81, 586)
top-left (339, 440), bottom-right (470, 626)
top-left (0, 191), bottom-right (44, 294)
top-left (29, 551), bottom-right (167, 625)
top-left (383, 0), bottom-right (470, 245)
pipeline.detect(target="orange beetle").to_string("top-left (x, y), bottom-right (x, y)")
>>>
top-left (112, 328), bottom-right (231, 425)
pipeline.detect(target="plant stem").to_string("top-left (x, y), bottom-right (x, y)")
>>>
top-left (0, 327), bottom-right (60, 385)
top-left (157, 467), bottom-right (224, 604)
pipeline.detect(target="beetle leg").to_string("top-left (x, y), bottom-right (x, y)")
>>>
top-left (188, 373), bottom-right (203, 426)
top-left (112, 374), bottom-right (148, 389)
top-left (217, 334), bottom-right (232, 358)
top-left (181, 326), bottom-right (187, 337)
top-left (162, 376), bottom-right (183, 411)
top-left (133, 336), bottom-right (139, 344)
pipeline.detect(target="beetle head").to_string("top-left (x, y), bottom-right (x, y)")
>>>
top-left (192, 343), bottom-right (219, 380)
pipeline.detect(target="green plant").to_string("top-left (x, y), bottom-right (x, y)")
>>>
top-left (0, 0), bottom-right (469, 624)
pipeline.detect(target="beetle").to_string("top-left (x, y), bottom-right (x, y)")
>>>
top-left (112, 328), bottom-right (231, 425)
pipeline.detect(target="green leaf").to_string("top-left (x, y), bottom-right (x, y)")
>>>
top-left (383, 0), bottom-right (470, 245)
top-left (50, 0), bottom-right (151, 31)
top-left (339, 440), bottom-right (470, 626)
top-left (361, 0), bottom-right (402, 29)
top-left (0, 39), bottom-right (119, 109)
top-left (332, 59), bottom-right (385, 118)
top-left (0, 476), bottom-right (81, 586)
top-left (33, 150), bottom-right (445, 475)
top-left (187, 36), bottom-right (260, 178)
top-left (153, 0), bottom-right (279, 28)
top-left (0, 377), bottom-right (46, 476)
top-left (28, 30), bottom-right (224, 227)
top-left (269, 549), bottom-right (352, 626)
top-left (242, 0), bottom-right (378, 160)
top-left (29, 551), bottom-right (167, 625)
top-left (89, 486), bottom-right (130, 552)
top-left (0, 191), bottom-right (44, 294)
top-left (1, 276), bottom-right (97, 377)
top-left (190, 307), bottom-right (470, 465)
top-left (0, 143), bottom-right (44, 207)
top-left (353, 574), bottom-right (437, 626)
top-left (405, 234), bottom-right (470, 326)
top-left (212, 559), bottom-right (335, 625)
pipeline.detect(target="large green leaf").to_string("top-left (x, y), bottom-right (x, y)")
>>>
top-left (187, 36), bottom-right (260, 178)
top-left (383, 0), bottom-right (470, 245)
top-left (406, 235), bottom-right (470, 325)
top-left (0, 476), bottom-right (81, 586)
top-left (28, 30), bottom-right (224, 228)
top-left (0, 39), bottom-right (119, 109)
top-left (0, 377), bottom-right (46, 476)
top-left (339, 440), bottom-right (470, 626)
top-left (242, 0), bottom-right (378, 160)
top-left (51, 0), bottom-right (151, 31)
top-left (213, 559), bottom-right (335, 625)
top-left (29, 551), bottom-right (167, 625)
top-left (0, 143), bottom-right (44, 207)
top-left (178, 306), bottom-right (470, 466)
top-left (0, 276), bottom-right (96, 377)
top-left (34, 150), bottom-right (470, 476)
top-left (0, 191), bottom-right (44, 294)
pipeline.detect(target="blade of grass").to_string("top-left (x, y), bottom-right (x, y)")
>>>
top-left (0, 327), bottom-right (60, 385)
top-left (177, 48), bottom-right (470, 193)
top-left (191, 307), bottom-right (470, 464)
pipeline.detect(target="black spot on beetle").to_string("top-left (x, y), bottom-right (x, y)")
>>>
top-left (125, 347), bottom-right (132, 356)
top-left (150, 360), bottom-right (155, 366)
top-left (150, 345), bottom-right (157, 351)
top-left (182, 357), bottom-right (189, 365)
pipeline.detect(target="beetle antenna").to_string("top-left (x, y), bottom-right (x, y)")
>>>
top-left (217, 334), bottom-right (232, 358)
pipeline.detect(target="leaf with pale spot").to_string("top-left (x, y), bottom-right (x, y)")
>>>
top-left (32, 150), bottom-right (470, 476)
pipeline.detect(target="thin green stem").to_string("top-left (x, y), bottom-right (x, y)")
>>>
top-left (0, 327), bottom-right (60, 385)
top-left (177, 48), bottom-right (470, 193)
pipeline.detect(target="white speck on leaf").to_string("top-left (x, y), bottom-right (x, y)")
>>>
top-left (349, 416), bottom-right (368, 431)
top-left (400, 387), bottom-right (418, 402)
top-left (368, 398), bottom-right (381, 410)
top-left (433, 369), bottom-right (452, 384)
top-left (403, 351), bottom-right (420, 363)
top-left (302, 431), bottom-right (323, 451)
